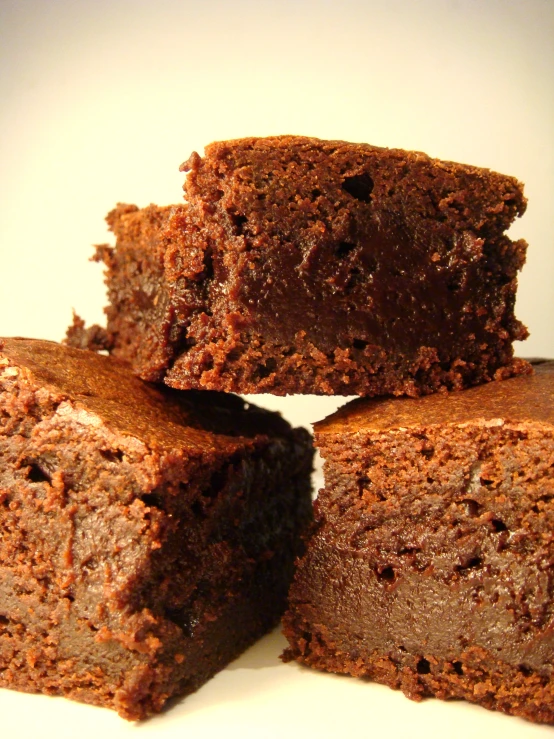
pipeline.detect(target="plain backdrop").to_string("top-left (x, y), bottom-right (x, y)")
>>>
top-left (0, 1), bottom-right (553, 738)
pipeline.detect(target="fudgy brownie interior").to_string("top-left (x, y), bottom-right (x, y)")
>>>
top-left (69, 136), bottom-right (527, 395)
top-left (283, 362), bottom-right (554, 724)
top-left (68, 136), bottom-right (529, 395)
top-left (0, 338), bottom-right (313, 719)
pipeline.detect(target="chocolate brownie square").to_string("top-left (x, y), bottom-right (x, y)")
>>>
top-left (0, 338), bottom-right (313, 719)
top-left (69, 137), bottom-right (529, 395)
top-left (283, 362), bottom-right (554, 723)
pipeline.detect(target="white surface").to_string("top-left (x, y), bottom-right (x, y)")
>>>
top-left (1, 627), bottom-right (553, 739)
top-left (0, 1), bottom-right (553, 736)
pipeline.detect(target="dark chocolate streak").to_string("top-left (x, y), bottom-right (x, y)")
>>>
top-left (218, 216), bottom-right (496, 355)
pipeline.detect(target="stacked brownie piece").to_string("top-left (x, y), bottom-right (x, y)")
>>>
top-left (4, 135), bottom-right (551, 723)
top-left (0, 338), bottom-right (313, 719)
top-left (283, 361), bottom-right (554, 724)
top-left (68, 136), bottom-right (529, 396)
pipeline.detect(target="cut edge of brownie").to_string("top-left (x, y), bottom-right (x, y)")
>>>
top-left (67, 135), bottom-right (529, 396)
top-left (282, 363), bottom-right (554, 724)
top-left (0, 338), bottom-right (313, 719)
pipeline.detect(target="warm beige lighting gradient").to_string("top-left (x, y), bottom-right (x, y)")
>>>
top-left (0, 1), bottom-right (553, 737)
top-left (1, 0), bottom-right (552, 355)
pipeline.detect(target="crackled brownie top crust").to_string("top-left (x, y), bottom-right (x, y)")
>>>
top-left (2, 337), bottom-right (291, 450)
top-left (316, 360), bottom-right (551, 435)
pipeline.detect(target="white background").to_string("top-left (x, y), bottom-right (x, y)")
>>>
top-left (0, 1), bottom-right (553, 737)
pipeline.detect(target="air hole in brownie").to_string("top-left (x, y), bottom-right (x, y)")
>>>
top-left (377, 566), bottom-right (395, 583)
top-left (398, 645), bottom-right (407, 652)
top-left (353, 339), bottom-right (368, 350)
top-left (100, 449), bottom-right (124, 464)
top-left (203, 248), bottom-right (214, 281)
top-left (0, 615), bottom-right (9, 625)
top-left (480, 477), bottom-right (493, 487)
top-left (421, 447), bottom-right (435, 459)
top-left (346, 267), bottom-right (362, 289)
top-left (462, 499), bottom-right (481, 517)
top-left (356, 476), bottom-right (378, 500)
top-left (336, 242), bottom-right (356, 259)
top-left (26, 463), bottom-right (51, 484)
top-left (66, 594), bottom-right (75, 603)
top-left (142, 492), bottom-right (162, 509)
top-left (165, 607), bottom-right (196, 637)
top-left (452, 661), bottom-right (463, 675)
top-left (416, 658), bottom-right (431, 675)
top-left (254, 358), bottom-right (277, 379)
top-left (491, 518), bottom-right (508, 532)
top-left (312, 188), bottom-right (321, 198)
top-left (229, 212), bottom-right (248, 235)
top-left (342, 173), bottom-right (374, 203)
top-left (520, 664), bottom-right (532, 677)
top-left (202, 463), bottom-right (233, 500)
top-left (447, 280), bottom-right (462, 292)
top-left (83, 557), bottom-right (98, 573)
top-left (191, 499), bottom-right (208, 519)
top-left (457, 556), bottom-right (482, 573)
top-left (227, 348), bottom-right (242, 363)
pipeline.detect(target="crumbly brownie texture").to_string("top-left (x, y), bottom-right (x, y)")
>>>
top-left (69, 204), bottom-right (179, 379)
top-left (68, 136), bottom-right (529, 395)
top-left (282, 361), bottom-right (554, 723)
top-left (0, 338), bottom-right (313, 720)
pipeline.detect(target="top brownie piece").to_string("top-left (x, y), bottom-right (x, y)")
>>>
top-left (70, 136), bottom-right (529, 395)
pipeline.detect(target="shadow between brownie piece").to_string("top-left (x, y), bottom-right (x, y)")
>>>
top-left (67, 136), bottom-right (530, 396)
top-left (282, 361), bottom-right (554, 724)
top-left (0, 338), bottom-right (313, 719)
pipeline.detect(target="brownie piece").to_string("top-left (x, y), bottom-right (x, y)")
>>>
top-left (0, 338), bottom-right (313, 719)
top-left (282, 361), bottom-right (554, 723)
top-left (69, 136), bottom-right (529, 396)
